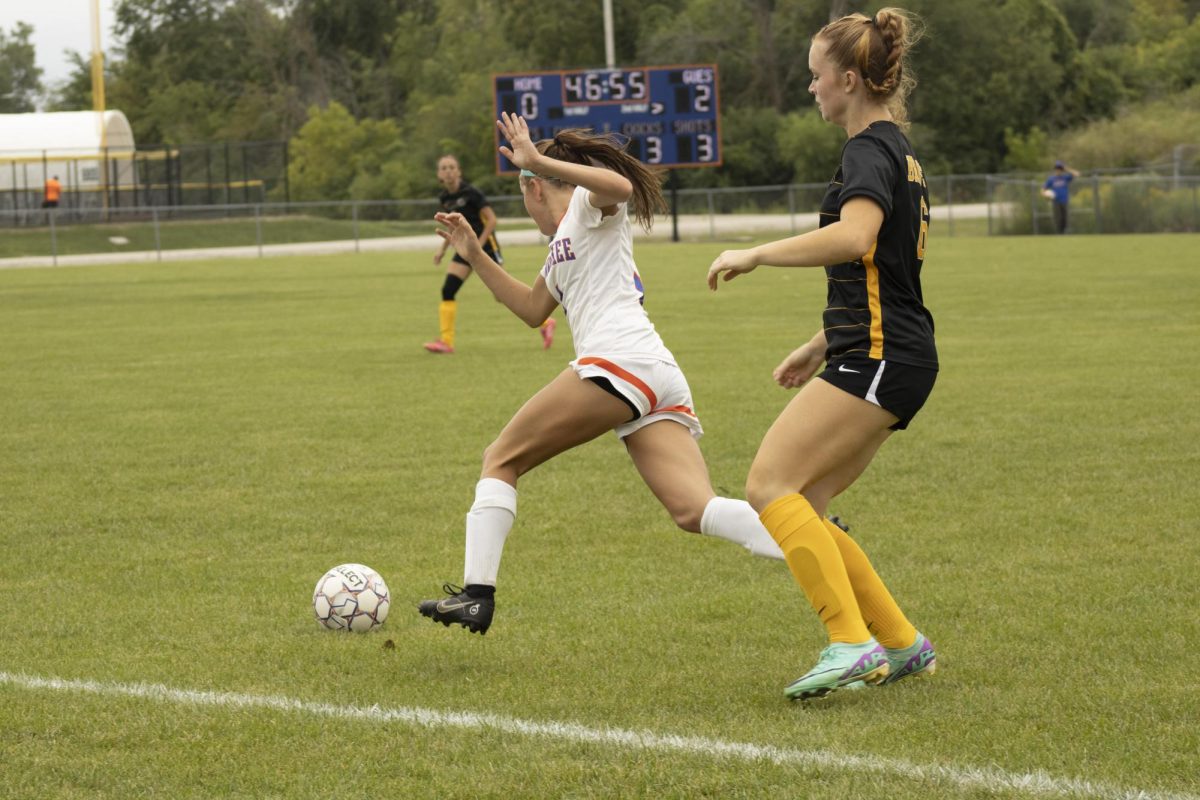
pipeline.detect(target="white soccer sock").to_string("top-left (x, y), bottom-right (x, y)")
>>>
top-left (700, 497), bottom-right (785, 560)
top-left (463, 477), bottom-right (518, 587)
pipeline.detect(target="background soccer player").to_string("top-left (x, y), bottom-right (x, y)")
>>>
top-left (425, 154), bottom-right (554, 354)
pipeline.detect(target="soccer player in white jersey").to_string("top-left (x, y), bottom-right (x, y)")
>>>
top-left (418, 112), bottom-right (783, 634)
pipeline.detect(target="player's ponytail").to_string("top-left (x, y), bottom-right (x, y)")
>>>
top-left (535, 129), bottom-right (666, 231)
top-left (816, 6), bottom-right (922, 128)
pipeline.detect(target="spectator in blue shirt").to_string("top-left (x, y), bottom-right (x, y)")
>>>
top-left (1043, 160), bottom-right (1080, 234)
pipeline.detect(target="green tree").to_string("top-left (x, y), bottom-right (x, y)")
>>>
top-left (1002, 125), bottom-right (1051, 172)
top-left (110, 0), bottom-right (302, 142)
top-left (778, 109), bottom-right (846, 184)
top-left (44, 51), bottom-right (97, 111)
top-left (906, 0), bottom-right (1086, 172)
top-left (286, 101), bottom-right (401, 201)
top-left (0, 21), bottom-right (43, 113)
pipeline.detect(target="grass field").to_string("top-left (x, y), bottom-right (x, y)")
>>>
top-left (2, 234), bottom-right (1198, 799)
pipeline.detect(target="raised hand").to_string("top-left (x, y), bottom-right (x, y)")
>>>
top-left (496, 112), bottom-right (541, 172)
top-left (434, 212), bottom-right (482, 260)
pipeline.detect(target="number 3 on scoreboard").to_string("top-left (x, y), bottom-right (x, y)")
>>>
top-left (644, 136), bottom-right (662, 164)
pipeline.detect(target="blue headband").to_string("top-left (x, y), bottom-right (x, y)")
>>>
top-left (519, 168), bottom-right (540, 178)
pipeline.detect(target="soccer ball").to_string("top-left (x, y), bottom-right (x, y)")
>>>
top-left (312, 563), bottom-right (391, 632)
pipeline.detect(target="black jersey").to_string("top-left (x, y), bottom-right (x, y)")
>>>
top-left (819, 121), bottom-right (937, 370)
top-left (439, 182), bottom-right (491, 237)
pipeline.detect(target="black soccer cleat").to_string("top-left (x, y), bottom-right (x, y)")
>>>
top-left (417, 583), bottom-right (495, 635)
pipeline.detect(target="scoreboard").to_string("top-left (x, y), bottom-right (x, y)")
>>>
top-left (493, 64), bottom-right (721, 174)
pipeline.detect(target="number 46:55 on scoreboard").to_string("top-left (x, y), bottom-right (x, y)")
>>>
top-left (493, 64), bottom-right (722, 174)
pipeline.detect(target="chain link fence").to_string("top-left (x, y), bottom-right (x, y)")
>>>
top-left (0, 141), bottom-right (288, 214)
top-left (2, 172), bottom-right (1197, 266)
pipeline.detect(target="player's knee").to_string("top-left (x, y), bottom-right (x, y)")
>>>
top-left (746, 473), bottom-right (801, 514)
top-left (441, 273), bottom-right (464, 301)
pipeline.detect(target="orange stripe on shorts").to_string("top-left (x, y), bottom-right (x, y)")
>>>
top-left (578, 356), bottom-right (658, 409)
top-left (649, 404), bottom-right (696, 418)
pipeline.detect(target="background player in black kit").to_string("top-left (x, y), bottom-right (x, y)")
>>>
top-left (425, 154), bottom-right (555, 354)
top-left (707, 6), bottom-right (938, 701)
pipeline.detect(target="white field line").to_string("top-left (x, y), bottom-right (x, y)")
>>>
top-left (2, 671), bottom-right (1194, 800)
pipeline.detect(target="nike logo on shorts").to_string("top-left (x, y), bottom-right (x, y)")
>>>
top-left (838, 365), bottom-right (860, 374)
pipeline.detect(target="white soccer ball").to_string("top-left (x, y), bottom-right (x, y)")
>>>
top-left (312, 563), bottom-right (391, 632)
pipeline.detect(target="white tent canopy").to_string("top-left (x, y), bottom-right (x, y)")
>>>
top-left (0, 110), bottom-right (135, 158)
top-left (0, 110), bottom-right (136, 194)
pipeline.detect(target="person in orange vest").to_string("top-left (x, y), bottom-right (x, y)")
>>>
top-left (42, 175), bottom-right (62, 209)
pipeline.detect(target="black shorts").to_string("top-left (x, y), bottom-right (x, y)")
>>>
top-left (452, 236), bottom-right (502, 267)
top-left (818, 355), bottom-right (937, 430)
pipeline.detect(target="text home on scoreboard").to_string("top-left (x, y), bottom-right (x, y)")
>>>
top-left (493, 65), bottom-right (721, 174)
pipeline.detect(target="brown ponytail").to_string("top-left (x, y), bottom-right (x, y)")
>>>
top-left (534, 129), bottom-right (666, 231)
top-left (816, 6), bottom-right (922, 128)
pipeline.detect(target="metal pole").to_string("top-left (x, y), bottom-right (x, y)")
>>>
top-left (986, 176), bottom-right (993, 236)
top-left (353, 202), bottom-right (360, 253)
top-left (1030, 182), bottom-right (1037, 235)
top-left (602, 0), bottom-right (615, 69)
top-left (104, 146), bottom-right (111, 218)
top-left (707, 190), bottom-right (715, 239)
top-left (669, 171), bottom-right (679, 243)
top-left (152, 206), bottom-right (161, 262)
top-left (49, 207), bottom-right (57, 266)
top-left (110, 151), bottom-right (118, 210)
top-left (945, 174), bottom-right (954, 238)
top-left (282, 140), bottom-right (290, 206)
top-left (787, 184), bottom-right (796, 235)
top-left (1192, 183), bottom-right (1197, 232)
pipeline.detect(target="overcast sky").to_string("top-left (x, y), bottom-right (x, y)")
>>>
top-left (12, 0), bottom-right (118, 87)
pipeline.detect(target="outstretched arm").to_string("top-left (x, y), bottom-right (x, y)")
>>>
top-left (434, 211), bottom-right (558, 327)
top-left (497, 112), bottom-right (632, 209)
top-left (706, 197), bottom-right (884, 289)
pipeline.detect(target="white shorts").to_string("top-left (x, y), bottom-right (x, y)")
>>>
top-left (571, 354), bottom-right (704, 440)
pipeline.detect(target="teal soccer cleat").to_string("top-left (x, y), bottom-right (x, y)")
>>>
top-left (784, 640), bottom-right (890, 700)
top-left (880, 631), bottom-right (937, 685)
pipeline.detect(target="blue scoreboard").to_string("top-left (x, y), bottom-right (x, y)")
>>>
top-left (493, 64), bottom-right (721, 174)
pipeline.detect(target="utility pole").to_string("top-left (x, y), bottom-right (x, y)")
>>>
top-left (603, 0), bottom-right (615, 69)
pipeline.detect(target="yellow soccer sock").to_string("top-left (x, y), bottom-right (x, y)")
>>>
top-left (823, 519), bottom-right (917, 650)
top-left (759, 494), bottom-right (870, 644)
top-left (438, 300), bottom-right (457, 347)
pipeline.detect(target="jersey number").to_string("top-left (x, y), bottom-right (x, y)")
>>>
top-left (917, 196), bottom-right (929, 260)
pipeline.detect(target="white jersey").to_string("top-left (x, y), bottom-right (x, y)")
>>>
top-left (539, 185), bottom-right (675, 363)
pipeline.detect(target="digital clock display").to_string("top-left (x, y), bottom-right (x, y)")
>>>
top-left (493, 64), bottom-right (721, 172)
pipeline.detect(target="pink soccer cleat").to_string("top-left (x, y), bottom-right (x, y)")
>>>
top-left (423, 340), bottom-right (455, 354)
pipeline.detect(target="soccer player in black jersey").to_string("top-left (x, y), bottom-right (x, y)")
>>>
top-left (707, 7), bottom-right (938, 701)
top-left (425, 154), bottom-right (555, 354)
